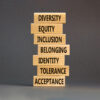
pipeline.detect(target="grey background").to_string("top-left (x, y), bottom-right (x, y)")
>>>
top-left (0, 0), bottom-right (100, 86)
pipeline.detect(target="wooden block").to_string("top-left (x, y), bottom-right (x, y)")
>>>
top-left (33, 76), bottom-right (65, 87)
top-left (31, 23), bottom-right (63, 34)
top-left (37, 65), bottom-right (69, 76)
top-left (34, 12), bottom-right (66, 24)
top-left (33, 55), bottom-right (65, 66)
top-left (38, 44), bottom-right (70, 55)
top-left (34, 34), bottom-right (66, 44)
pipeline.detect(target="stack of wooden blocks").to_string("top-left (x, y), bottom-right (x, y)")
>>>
top-left (31, 12), bottom-right (70, 87)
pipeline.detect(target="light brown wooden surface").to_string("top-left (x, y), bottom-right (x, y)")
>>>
top-left (38, 44), bottom-right (70, 55)
top-left (37, 65), bottom-right (69, 76)
top-left (34, 12), bottom-right (66, 24)
top-left (33, 76), bottom-right (65, 87)
top-left (33, 55), bottom-right (65, 66)
top-left (31, 23), bottom-right (63, 34)
top-left (34, 34), bottom-right (66, 44)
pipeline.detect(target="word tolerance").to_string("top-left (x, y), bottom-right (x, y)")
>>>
top-left (37, 66), bottom-right (69, 76)
top-left (31, 12), bottom-right (70, 87)
top-left (40, 68), bottom-right (66, 74)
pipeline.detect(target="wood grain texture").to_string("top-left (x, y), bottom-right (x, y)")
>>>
top-left (33, 76), bottom-right (65, 87)
top-left (38, 44), bottom-right (70, 55)
top-left (37, 65), bottom-right (69, 76)
top-left (34, 34), bottom-right (66, 44)
top-left (34, 12), bottom-right (66, 24)
top-left (31, 23), bottom-right (63, 34)
top-left (33, 55), bottom-right (65, 66)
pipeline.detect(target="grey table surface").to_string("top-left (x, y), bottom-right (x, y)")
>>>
top-left (0, 85), bottom-right (100, 100)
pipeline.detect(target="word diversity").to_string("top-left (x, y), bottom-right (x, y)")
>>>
top-left (31, 12), bottom-right (70, 87)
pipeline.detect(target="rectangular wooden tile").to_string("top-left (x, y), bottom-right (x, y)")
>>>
top-left (37, 65), bottom-right (69, 76)
top-left (38, 44), bottom-right (70, 55)
top-left (34, 34), bottom-right (66, 45)
top-left (33, 55), bottom-right (65, 66)
top-left (34, 12), bottom-right (66, 24)
top-left (33, 76), bottom-right (65, 87)
top-left (31, 23), bottom-right (63, 34)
